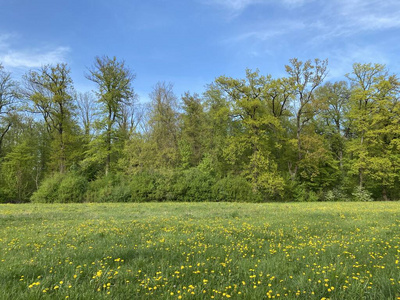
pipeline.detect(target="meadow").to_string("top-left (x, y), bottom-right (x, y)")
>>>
top-left (0, 202), bottom-right (399, 299)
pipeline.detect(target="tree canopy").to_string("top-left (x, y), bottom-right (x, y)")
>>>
top-left (1, 58), bottom-right (399, 203)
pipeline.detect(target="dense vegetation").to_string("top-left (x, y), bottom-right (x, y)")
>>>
top-left (1, 202), bottom-right (399, 299)
top-left (0, 57), bottom-right (399, 203)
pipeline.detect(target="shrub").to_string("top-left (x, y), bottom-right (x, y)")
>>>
top-left (172, 168), bottom-right (215, 202)
top-left (0, 188), bottom-right (11, 203)
top-left (352, 186), bottom-right (373, 202)
top-left (324, 188), bottom-right (347, 202)
top-left (85, 173), bottom-right (132, 202)
top-left (31, 172), bottom-right (88, 203)
top-left (289, 182), bottom-right (322, 202)
top-left (212, 176), bottom-right (256, 202)
top-left (31, 173), bottom-right (64, 203)
top-left (130, 171), bottom-right (171, 202)
top-left (57, 173), bottom-right (88, 203)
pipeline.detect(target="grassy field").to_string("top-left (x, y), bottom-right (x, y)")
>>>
top-left (0, 202), bottom-right (399, 299)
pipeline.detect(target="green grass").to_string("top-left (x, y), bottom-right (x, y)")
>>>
top-left (0, 202), bottom-right (399, 299)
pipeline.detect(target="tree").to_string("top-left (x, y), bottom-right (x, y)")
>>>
top-left (86, 56), bottom-right (136, 175)
top-left (76, 91), bottom-right (97, 137)
top-left (285, 58), bottom-right (328, 179)
top-left (0, 117), bottom-right (46, 202)
top-left (147, 82), bottom-right (179, 168)
top-left (0, 64), bottom-right (18, 157)
top-left (180, 92), bottom-right (207, 168)
top-left (315, 81), bottom-right (350, 171)
top-left (202, 83), bottom-right (233, 177)
top-left (214, 69), bottom-right (284, 198)
top-left (24, 63), bottom-right (76, 173)
top-left (346, 63), bottom-right (400, 198)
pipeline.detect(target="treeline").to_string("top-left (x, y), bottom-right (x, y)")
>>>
top-left (0, 56), bottom-right (399, 203)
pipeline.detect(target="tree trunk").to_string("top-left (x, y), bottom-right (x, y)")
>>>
top-left (382, 186), bottom-right (388, 201)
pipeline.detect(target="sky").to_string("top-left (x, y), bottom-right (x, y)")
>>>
top-left (1, 0), bottom-right (400, 102)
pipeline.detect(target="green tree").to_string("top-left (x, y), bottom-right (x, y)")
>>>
top-left (180, 92), bottom-right (207, 168)
top-left (215, 69), bottom-right (284, 199)
top-left (315, 81), bottom-right (350, 171)
top-left (147, 82), bottom-right (179, 168)
top-left (0, 64), bottom-right (18, 157)
top-left (285, 58), bottom-right (328, 179)
top-left (76, 91), bottom-right (97, 137)
top-left (346, 63), bottom-right (400, 199)
top-left (202, 83), bottom-right (233, 177)
top-left (24, 63), bottom-right (77, 173)
top-left (0, 118), bottom-right (46, 202)
top-left (86, 56), bottom-right (135, 175)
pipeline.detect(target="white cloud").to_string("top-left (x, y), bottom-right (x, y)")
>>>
top-left (318, 0), bottom-right (400, 38)
top-left (223, 0), bottom-right (400, 49)
top-left (203, 0), bottom-right (263, 11)
top-left (202, 0), bottom-right (313, 14)
top-left (0, 47), bottom-right (70, 68)
top-left (0, 34), bottom-right (70, 69)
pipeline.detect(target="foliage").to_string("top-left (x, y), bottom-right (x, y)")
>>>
top-left (24, 63), bottom-right (78, 174)
top-left (171, 168), bottom-right (215, 202)
top-left (352, 186), bottom-right (373, 202)
top-left (129, 170), bottom-right (166, 202)
top-left (85, 56), bottom-right (136, 175)
top-left (56, 173), bottom-right (88, 203)
top-left (85, 173), bottom-right (131, 203)
top-left (31, 172), bottom-right (87, 203)
top-left (324, 188), bottom-right (347, 202)
top-left (31, 173), bottom-right (64, 203)
top-left (1, 58), bottom-right (400, 202)
top-left (212, 175), bottom-right (257, 202)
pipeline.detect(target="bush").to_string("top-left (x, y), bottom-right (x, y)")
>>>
top-left (86, 173), bottom-right (132, 202)
top-left (172, 168), bottom-right (215, 202)
top-left (57, 173), bottom-right (88, 203)
top-left (289, 182), bottom-right (322, 202)
top-left (0, 188), bottom-right (11, 203)
top-left (31, 173), bottom-right (64, 203)
top-left (212, 176), bottom-right (256, 202)
top-left (130, 170), bottom-right (172, 202)
top-left (352, 186), bottom-right (373, 202)
top-left (324, 188), bottom-right (347, 202)
top-left (31, 172), bottom-right (88, 203)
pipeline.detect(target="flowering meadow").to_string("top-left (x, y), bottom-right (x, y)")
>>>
top-left (0, 202), bottom-right (399, 299)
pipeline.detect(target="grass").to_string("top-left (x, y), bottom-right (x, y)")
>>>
top-left (0, 202), bottom-right (399, 299)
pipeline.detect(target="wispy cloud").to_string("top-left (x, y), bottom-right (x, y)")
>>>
top-left (336, 0), bottom-right (400, 30)
top-left (223, 0), bottom-right (400, 49)
top-left (0, 33), bottom-right (13, 50)
top-left (202, 0), bottom-right (263, 12)
top-left (0, 34), bottom-right (70, 69)
top-left (202, 0), bottom-right (313, 15)
top-left (237, 21), bottom-right (305, 41)
top-left (0, 47), bottom-right (70, 68)
top-left (325, 44), bottom-right (390, 80)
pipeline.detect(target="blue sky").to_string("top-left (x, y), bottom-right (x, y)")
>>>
top-left (1, 0), bottom-right (400, 102)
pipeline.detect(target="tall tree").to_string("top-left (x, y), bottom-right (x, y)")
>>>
top-left (24, 63), bottom-right (76, 173)
top-left (148, 82), bottom-right (179, 168)
top-left (346, 63), bottom-right (400, 198)
top-left (285, 58), bottom-right (328, 179)
top-left (215, 69), bottom-right (284, 198)
top-left (76, 91), bottom-right (97, 137)
top-left (86, 56), bottom-right (135, 175)
top-left (180, 92), bottom-right (207, 168)
top-left (315, 81), bottom-right (350, 171)
top-left (0, 64), bottom-right (18, 157)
